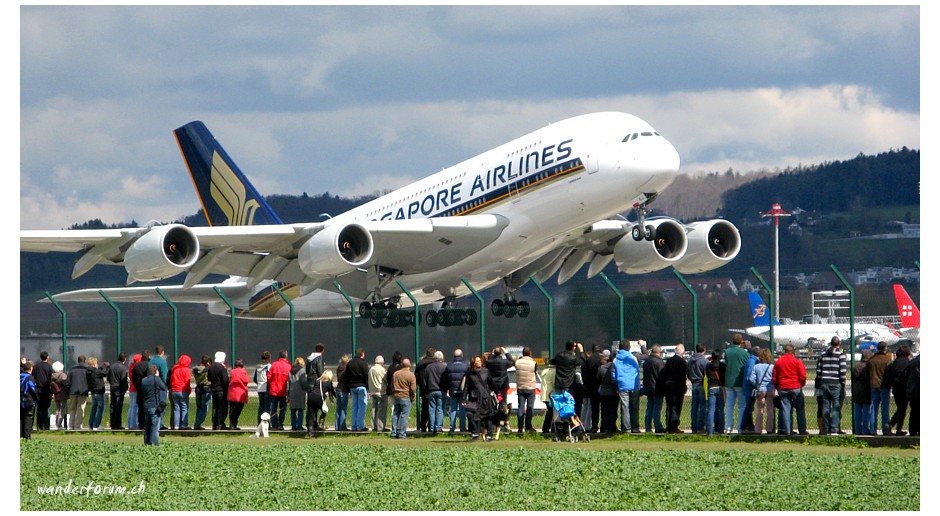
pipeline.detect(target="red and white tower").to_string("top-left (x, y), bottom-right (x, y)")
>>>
top-left (761, 203), bottom-right (791, 321)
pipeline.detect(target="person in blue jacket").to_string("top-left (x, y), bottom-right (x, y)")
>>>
top-left (613, 342), bottom-right (640, 433)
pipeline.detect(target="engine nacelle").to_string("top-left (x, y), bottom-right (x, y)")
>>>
top-left (299, 223), bottom-right (374, 278)
top-left (614, 219), bottom-right (688, 274)
top-left (123, 224), bottom-right (200, 282)
top-left (673, 219), bottom-right (741, 274)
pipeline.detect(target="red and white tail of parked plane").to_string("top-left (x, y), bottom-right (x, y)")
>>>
top-left (892, 284), bottom-right (920, 345)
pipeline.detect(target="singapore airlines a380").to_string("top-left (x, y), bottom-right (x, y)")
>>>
top-left (20, 112), bottom-right (741, 328)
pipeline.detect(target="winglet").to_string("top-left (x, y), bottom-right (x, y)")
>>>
top-left (893, 284), bottom-right (920, 328)
top-left (174, 121), bottom-right (283, 226)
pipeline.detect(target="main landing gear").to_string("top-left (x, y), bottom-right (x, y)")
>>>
top-left (425, 298), bottom-right (478, 328)
top-left (490, 298), bottom-right (531, 318)
top-left (358, 298), bottom-right (415, 329)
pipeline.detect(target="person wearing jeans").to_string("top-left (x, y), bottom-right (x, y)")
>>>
top-left (390, 359), bottom-right (416, 438)
top-left (772, 344), bottom-right (807, 435)
top-left (514, 348), bottom-right (538, 432)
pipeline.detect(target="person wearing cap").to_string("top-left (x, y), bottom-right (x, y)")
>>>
top-left (368, 355), bottom-right (388, 432)
top-left (208, 351), bottom-right (230, 430)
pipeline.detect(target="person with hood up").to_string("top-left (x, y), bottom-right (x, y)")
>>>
top-left (169, 354), bottom-right (192, 429)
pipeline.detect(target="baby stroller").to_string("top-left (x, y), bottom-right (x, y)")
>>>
top-left (549, 391), bottom-right (589, 443)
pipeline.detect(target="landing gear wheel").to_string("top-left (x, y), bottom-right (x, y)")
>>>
top-left (369, 316), bottom-right (382, 329)
top-left (425, 310), bottom-right (438, 328)
top-left (644, 225), bottom-right (654, 241)
top-left (491, 299), bottom-right (504, 316)
top-left (359, 302), bottom-right (371, 319)
top-left (632, 225), bottom-right (643, 241)
top-left (503, 301), bottom-right (518, 318)
top-left (465, 309), bottom-right (478, 326)
top-left (517, 301), bottom-right (530, 318)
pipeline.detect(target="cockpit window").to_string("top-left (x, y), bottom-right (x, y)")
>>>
top-left (621, 133), bottom-right (639, 142)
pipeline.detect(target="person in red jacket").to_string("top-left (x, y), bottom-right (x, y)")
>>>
top-left (169, 355), bottom-right (192, 429)
top-left (266, 350), bottom-right (292, 430)
top-left (772, 344), bottom-right (807, 435)
top-left (227, 359), bottom-right (250, 430)
top-left (128, 354), bottom-right (142, 430)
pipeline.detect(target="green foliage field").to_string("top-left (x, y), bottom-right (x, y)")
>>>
top-left (20, 434), bottom-right (919, 511)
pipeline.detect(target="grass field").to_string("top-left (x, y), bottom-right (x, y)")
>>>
top-left (20, 432), bottom-right (918, 511)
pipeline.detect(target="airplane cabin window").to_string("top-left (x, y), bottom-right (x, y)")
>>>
top-left (641, 132), bottom-right (653, 136)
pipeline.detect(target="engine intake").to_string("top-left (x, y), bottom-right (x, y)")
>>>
top-left (123, 224), bottom-right (200, 282)
top-left (299, 223), bottom-right (374, 278)
top-left (673, 219), bottom-right (741, 274)
top-left (614, 219), bottom-right (688, 274)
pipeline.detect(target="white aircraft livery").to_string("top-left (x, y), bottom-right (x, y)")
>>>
top-left (736, 292), bottom-right (900, 349)
top-left (21, 112), bottom-right (741, 328)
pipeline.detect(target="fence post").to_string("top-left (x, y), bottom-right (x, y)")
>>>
top-left (673, 271), bottom-right (699, 347)
top-left (332, 281), bottom-right (357, 357)
top-left (272, 284), bottom-right (296, 360)
top-left (44, 292), bottom-right (68, 365)
top-left (460, 277), bottom-right (486, 356)
top-left (212, 287), bottom-right (237, 364)
top-left (98, 290), bottom-right (122, 357)
top-left (155, 288), bottom-right (179, 362)
top-left (394, 280), bottom-right (421, 362)
top-left (750, 267), bottom-right (775, 351)
top-left (599, 272), bottom-right (625, 342)
top-left (529, 275), bottom-right (554, 357)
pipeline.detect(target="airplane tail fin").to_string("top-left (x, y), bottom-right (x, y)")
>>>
top-left (747, 291), bottom-right (778, 326)
top-left (174, 121), bottom-right (283, 226)
top-left (893, 284), bottom-right (920, 328)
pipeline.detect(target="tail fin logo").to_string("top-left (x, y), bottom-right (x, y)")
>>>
top-left (211, 151), bottom-right (261, 226)
top-left (752, 303), bottom-right (767, 321)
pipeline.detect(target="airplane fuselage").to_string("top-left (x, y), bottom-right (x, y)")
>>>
top-left (224, 112), bottom-right (680, 318)
top-left (744, 323), bottom-right (901, 349)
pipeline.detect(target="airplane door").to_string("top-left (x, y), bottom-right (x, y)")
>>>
top-left (586, 152), bottom-right (599, 174)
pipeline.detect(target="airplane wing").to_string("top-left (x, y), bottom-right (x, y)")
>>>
top-left (20, 214), bottom-right (510, 292)
top-left (42, 282), bottom-right (250, 303)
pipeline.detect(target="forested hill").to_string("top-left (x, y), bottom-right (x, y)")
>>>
top-left (720, 148), bottom-right (919, 221)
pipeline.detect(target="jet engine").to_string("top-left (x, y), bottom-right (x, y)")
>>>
top-left (299, 223), bottom-right (374, 278)
top-left (123, 224), bottom-right (200, 282)
top-left (673, 219), bottom-right (741, 274)
top-left (614, 218), bottom-right (687, 274)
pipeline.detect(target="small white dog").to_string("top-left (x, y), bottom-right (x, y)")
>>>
top-left (251, 412), bottom-right (271, 438)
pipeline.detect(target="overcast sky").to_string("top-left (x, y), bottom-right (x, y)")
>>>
top-left (19, 5), bottom-right (922, 230)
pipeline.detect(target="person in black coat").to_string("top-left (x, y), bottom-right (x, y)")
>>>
top-left (462, 355), bottom-right (496, 441)
top-left (484, 347), bottom-right (514, 408)
top-left (662, 344), bottom-right (688, 433)
top-left (140, 365), bottom-right (168, 445)
top-left (33, 352), bottom-right (54, 431)
top-left (107, 352), bottom-right (129, 429)
top-left (551, 341), bottom-right (585, 392)
top-left (208, 351), bottom-right (230, 430)
top-left (581, 345), bottom-right (603, 433)
top-left (415, 348), bottom-right (437, 432)
top-left (642, 345), bottom-right (666, 433)
top-left (443, 350), bottom-right (469, 433)
top-left (131, 350), bottom-right (152, 429)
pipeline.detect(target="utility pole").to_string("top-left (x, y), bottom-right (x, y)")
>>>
top-left (761, 203), bottom-right (790, 321)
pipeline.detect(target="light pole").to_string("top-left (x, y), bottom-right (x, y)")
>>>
top-left (761, 203), bottom-right (790, 321)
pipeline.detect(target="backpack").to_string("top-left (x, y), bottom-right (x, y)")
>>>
top-left (20, 373), bottom-right (37, 409)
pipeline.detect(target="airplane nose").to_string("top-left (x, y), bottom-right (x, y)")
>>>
top-left (609, 134), bottom-right (680, 192)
